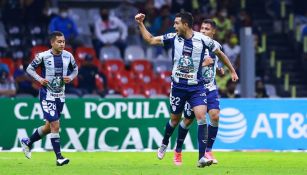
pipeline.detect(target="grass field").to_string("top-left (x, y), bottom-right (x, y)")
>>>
top-left (0, 151), bottom-right (307, 175)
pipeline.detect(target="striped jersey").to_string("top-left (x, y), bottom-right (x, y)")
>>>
top-left (26, 49), bottom-right (78, 101)
top-left (161, 31), bottom-right (218, 87)
top-left (202, 40), bottom-right (222, 91)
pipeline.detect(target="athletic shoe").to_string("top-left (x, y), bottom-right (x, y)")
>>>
top-left (205, 151), bottom-right (218, 164)
top-left (56, 157), bottom-right (70, 166)
top-left (20, 138), bottom-right (32, 159)
top-left (157, 144), bottom-right (167, 160)
top-left (173, 151), bottom-right (182, 166)
top-left (197, 156), bottom-right (213, 168)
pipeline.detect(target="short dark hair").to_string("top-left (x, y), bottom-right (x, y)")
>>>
top-left (202, 19), bottom-right (217, 29)
top-left (49, 31), bottom-right (64, 41)
top-left (175, 11), bottom-right (193, 28)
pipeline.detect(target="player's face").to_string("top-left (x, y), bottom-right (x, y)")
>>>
top-left (173, 17), bottom-right (186, 35)
top-left (200, 23), bottom-right (215, 38)
top-left (51, 36), bottom-right (65, 53)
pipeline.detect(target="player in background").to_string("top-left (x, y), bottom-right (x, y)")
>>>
top-left (20, 31), bottom-right (78, 166)
top-left (135, 12), bottom-right (238, 167)
top-left (173, 19), bottom-right (238, 166)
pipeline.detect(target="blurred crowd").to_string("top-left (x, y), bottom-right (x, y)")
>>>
top-left (0, 0), bottom-right (304, 98)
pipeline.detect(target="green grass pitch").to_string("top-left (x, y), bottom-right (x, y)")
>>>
top-left (0, 152), bottom-right (306, 175)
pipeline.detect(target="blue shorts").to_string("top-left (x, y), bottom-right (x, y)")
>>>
top-left (184, 89), bottom-right (220, 119)
top-left (170, 83), bottom-right (207, 114)
top-left (39, 88), bottom-right (64, 122)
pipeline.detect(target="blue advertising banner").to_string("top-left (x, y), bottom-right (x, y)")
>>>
top-left (215, 99), bottom-right (307, 150)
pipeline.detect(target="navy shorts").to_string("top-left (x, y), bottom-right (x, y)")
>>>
top-left (169, 83), bottom-right (207, 114)
top-left (39, 88), bottom-right (64, 122)
top-left (184, 89), bottom-right (220, 119)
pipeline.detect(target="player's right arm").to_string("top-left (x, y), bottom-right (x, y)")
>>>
top-left (26, 53), bottom-right (49, 86)
top-left (135, 13), bottom-right (162, 45)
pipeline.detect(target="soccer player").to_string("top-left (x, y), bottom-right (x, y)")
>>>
top-left (20, 31), bottom-right (78, 166)
top-left (173, 19), bottom-right (238, 166)
top-left (135, 12), bottom-right (238, 167)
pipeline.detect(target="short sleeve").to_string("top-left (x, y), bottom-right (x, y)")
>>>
top-left (203, 36), bottom-right (218, 52)
top-left (69, 54), bottom-right (78, 69)
top-left (30, 53), bottom-right (43, 68)
top-left (161, 33), bottom-right (176, 48)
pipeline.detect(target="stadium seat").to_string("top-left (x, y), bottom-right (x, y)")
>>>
top-left (6, 24), bottom-right (23, 37)
top-left (135, 71), bottom-right (156, 86)
top-left (153, 58), bottom-right (172, 73)
top-left (7, 36), bottom-right (23, 48)
top-left (99, 45), bottom-right (122, 61)
top-left (120, 83), bottom-right (142, 97)
top-left (68, 8), bottom-right (89, 24)
top-left (78, 34), bottom-right (93, 47)
top-left (10, 47), bottom-right (24, 60)
top-left (114, 70), bottom-right (133, 86)
top-left (103, 60), bottom-right (126, 91)
top-left (95, 74), bottom-right (105, 92)
top-left (156, 71), bottom-right (172, 95)
top-left (28, 24), bottom-right (45, 36)
top-left (28, 36), bottom-right (46, 47)
top-left (74, 46), bottom-right (97, 65)
top-left (30, 45), bottom-right (49, 59)
top-left (77, 22), bottom-right (91, 36)
top-left (87, 8), bottom-right (101, 25)
top-left (103, 59), bottom-right (125, 74)
top-left (130, 59), bottom-right (153, 74)
top-left (75, 47), bottom-right (97, 59)
top-left (142, 83), bottom-right (163, 98)
top-left (124, 45), bottom-right (145, 62)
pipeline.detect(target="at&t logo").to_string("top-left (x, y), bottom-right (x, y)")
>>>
top-left (218, 108), bottom-right (247, 143)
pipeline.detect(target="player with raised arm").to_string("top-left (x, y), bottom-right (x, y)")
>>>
top-left (136, 12), bottom-right (237, 167)
top-left (20, 31), bottom-right (78, 166)
top-left (173, 19), bottom-right (238, 166)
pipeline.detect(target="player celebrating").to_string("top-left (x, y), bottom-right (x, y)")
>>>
top-left (135, 12), bottom-right (237, 167)
top-left (20, 31), bottom-right (78, 166)
top-left (173, 19), bottom-right (238, 166)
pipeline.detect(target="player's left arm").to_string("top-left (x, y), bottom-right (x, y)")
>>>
top-left (63, 54), bottom-right (78, 83)
top-left (214, 49), bottom-right (239, 82)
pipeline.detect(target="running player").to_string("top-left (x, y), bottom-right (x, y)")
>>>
top-left (20, 31), bottom-right (78, 166)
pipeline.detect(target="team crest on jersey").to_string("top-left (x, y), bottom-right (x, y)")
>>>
top-left (48, 76), bottom-right (64, 93)
top-left (177, 55), bottom-right (194, 72)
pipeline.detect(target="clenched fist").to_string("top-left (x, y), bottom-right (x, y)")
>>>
top-left (135, 13), bottom-right (145, 24)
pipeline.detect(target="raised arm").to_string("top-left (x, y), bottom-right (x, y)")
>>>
top-left (214, 49), bottom-right (239, 82)
top-left (135, 13), bottom-right (162, 45)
